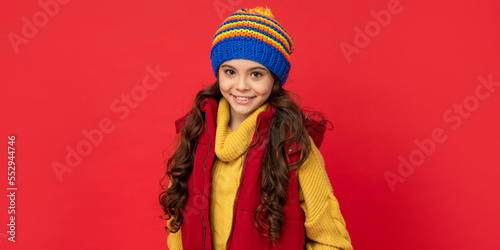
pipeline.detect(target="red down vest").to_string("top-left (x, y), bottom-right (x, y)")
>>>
top-left (174, 97), bottom-right (326, 250)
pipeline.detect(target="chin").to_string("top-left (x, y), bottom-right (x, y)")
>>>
top-left (233, 107), bottom-right (253, 116)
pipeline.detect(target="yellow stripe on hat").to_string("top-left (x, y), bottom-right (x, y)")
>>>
top-left (214, 21), bottom-right (292, 53)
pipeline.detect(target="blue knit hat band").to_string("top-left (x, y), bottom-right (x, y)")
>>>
top-left (211, 37), bottom-right (290, 84)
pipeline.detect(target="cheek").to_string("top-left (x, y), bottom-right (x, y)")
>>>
top-left (218, 70), bottom-right (230, 92)
top-left (219, 80), bottom-right (231, 93)
top-left (254, 82), bottom-right (273, 97)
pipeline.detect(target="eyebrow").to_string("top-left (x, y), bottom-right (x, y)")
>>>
top-left (220, 64), bottom-right (268, 71)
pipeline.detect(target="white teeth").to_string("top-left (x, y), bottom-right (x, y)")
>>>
top-left (235, 96), bottom-right (251, 101)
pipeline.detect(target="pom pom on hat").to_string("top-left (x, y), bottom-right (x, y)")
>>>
top-left (247, 6), bottom-right (275, 18)
top-left (210, 6), bottom-right (294, 85)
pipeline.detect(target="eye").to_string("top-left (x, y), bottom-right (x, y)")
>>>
top-left (251, 72), bottom-right (263, 78)
top-left (224, 69), bottom-right (235, 75)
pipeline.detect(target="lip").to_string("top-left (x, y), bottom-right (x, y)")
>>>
top-left (232, 95), bottom-right (255, 105)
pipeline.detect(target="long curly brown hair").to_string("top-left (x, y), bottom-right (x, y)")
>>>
top-left (159, 74), bottom-right (319, 243)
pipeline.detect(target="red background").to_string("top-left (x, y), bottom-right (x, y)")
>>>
top-left (1, 0), bottom-right (499, 249)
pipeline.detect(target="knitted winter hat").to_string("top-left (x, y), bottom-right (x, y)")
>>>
top-left (210, 7), bottom-right (294, 85)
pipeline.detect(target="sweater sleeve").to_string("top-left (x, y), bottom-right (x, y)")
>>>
top-left (165, 180), bottom-right (183, 250)
top-left (166, 218), bottom-right (183, 250)
top-left (298, 137), bottom-right (353, 250)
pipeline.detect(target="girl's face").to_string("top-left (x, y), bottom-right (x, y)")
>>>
top-left (219, 59), bottom-right (274, 122)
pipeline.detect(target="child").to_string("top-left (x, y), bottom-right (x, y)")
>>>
top-left (160, 7), bottom-right (353, 250)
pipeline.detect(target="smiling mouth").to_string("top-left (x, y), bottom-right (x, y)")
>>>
top-left (234, 96), bottom-right (254, 101)
top-left (232, 95), bottom-right (256, 104)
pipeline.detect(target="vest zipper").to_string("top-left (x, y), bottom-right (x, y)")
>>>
top-left (202, 119), bottom-right (211, 250)
top-left (226, 117), bottom-right (262, 250)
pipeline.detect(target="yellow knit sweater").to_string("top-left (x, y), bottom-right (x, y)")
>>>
top-left (167, 98), bottom-right (352, 250)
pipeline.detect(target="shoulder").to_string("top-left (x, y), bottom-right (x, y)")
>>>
top-left (303, 136), bottom-right (326, 169)
top-left (173, 97), bottom-right (219, 134)
top-left (302, 113), bottom-right (327, 149)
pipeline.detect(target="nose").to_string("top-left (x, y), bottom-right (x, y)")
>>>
top-left (235, 76), bottom-right (250, 91)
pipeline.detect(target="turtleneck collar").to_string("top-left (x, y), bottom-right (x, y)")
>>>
top-left (214, 97), bottom-right (269, 162)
